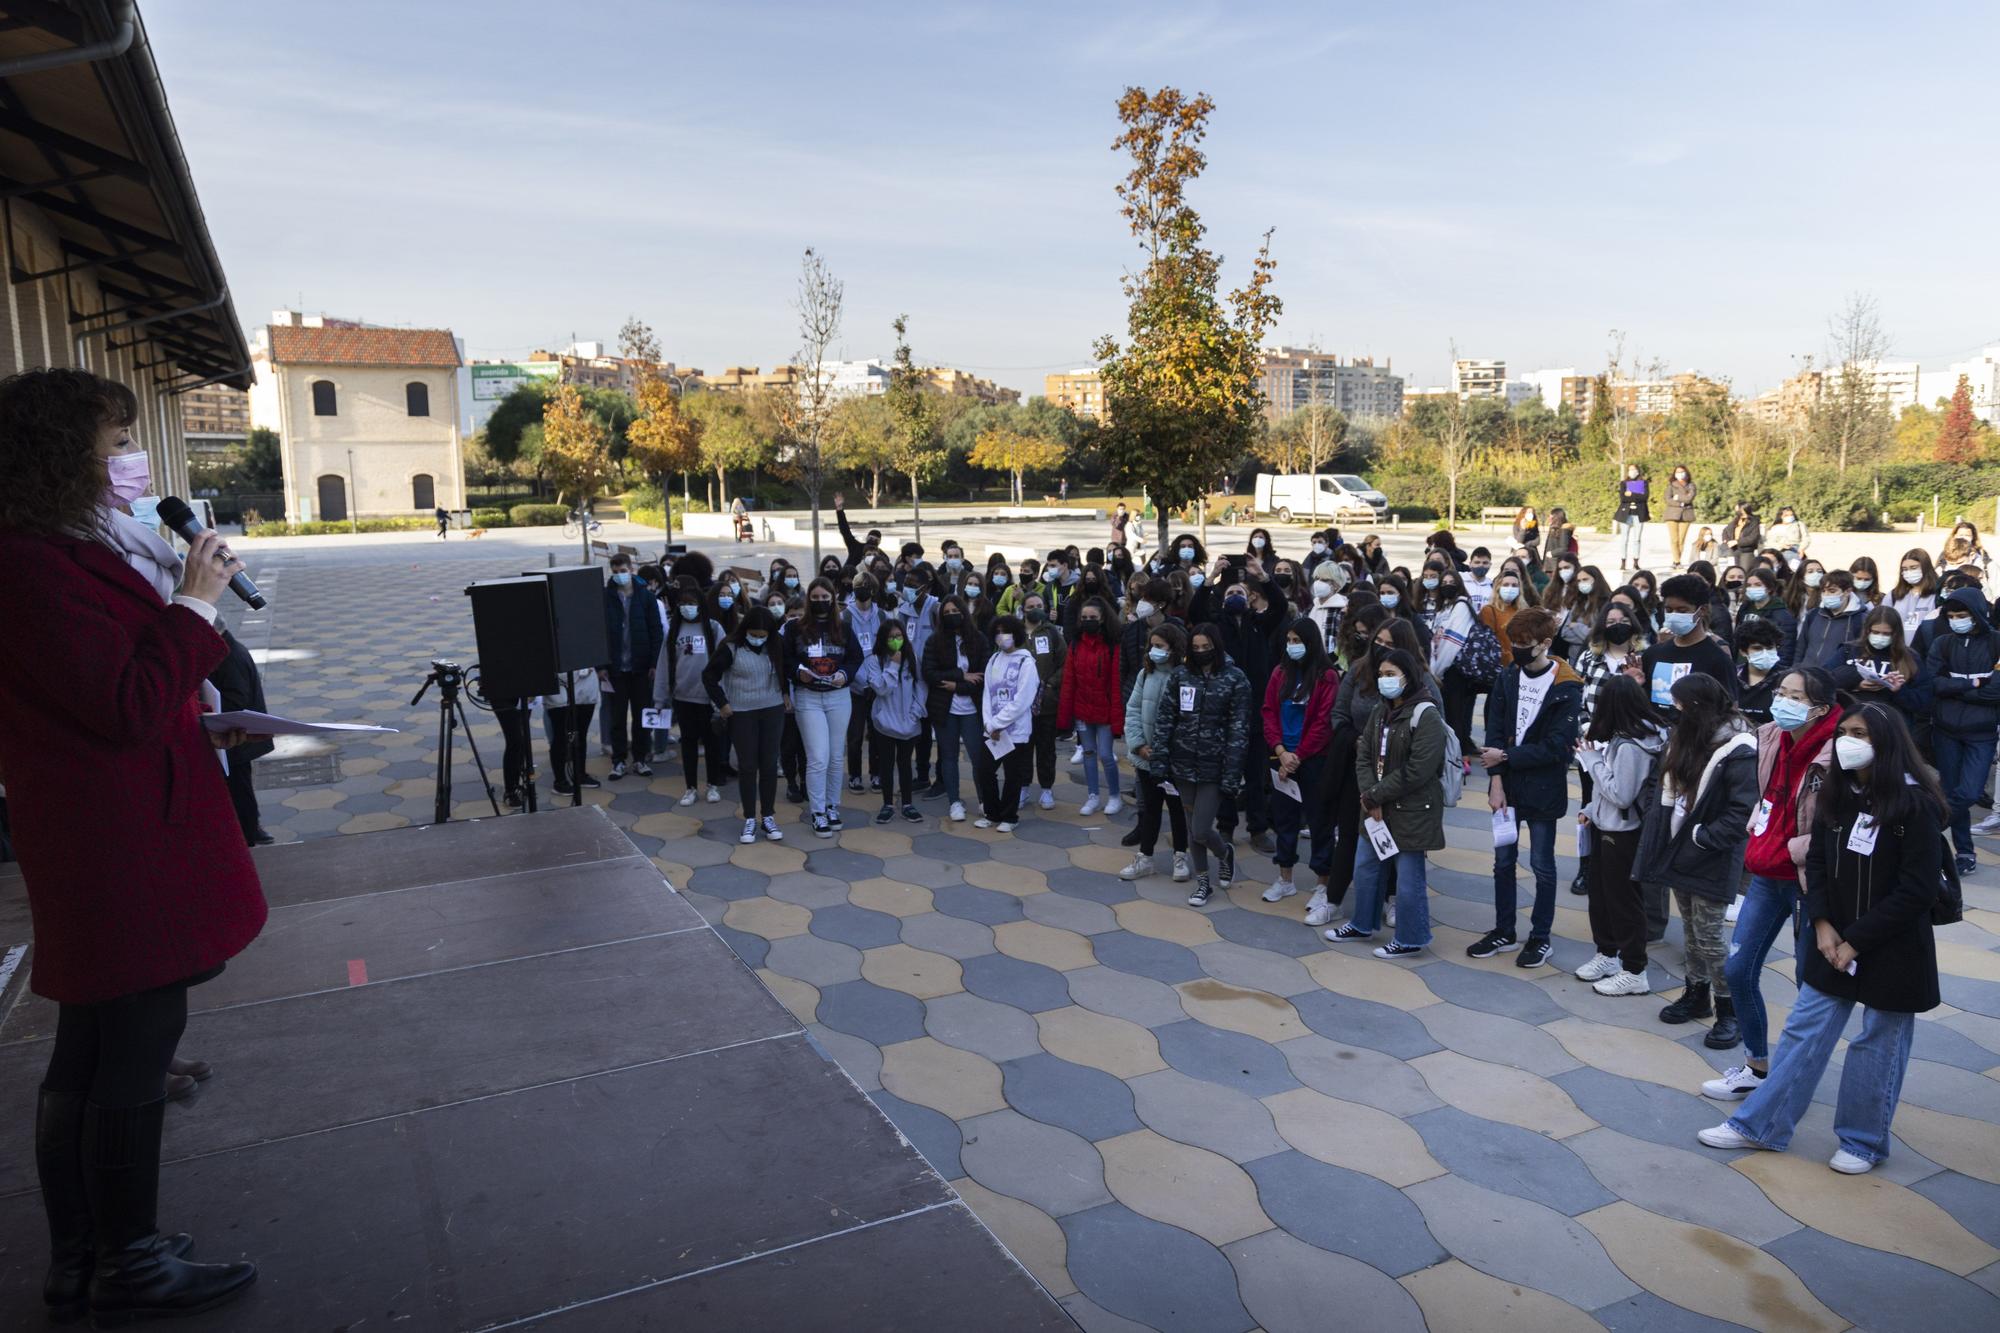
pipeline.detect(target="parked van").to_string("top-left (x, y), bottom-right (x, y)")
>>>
top-left (1252, 472), bottom-right (1388, 522)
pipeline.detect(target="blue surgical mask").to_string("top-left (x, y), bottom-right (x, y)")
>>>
top-left (1803, 570), bottom-right (1823, 588)
top-left (1747, 648), bottom-right (1781, 672)
top-left (785, 576), bottom-right (800, 589)
top-left (1148, 646), bottom-right (1170, 665)
top-left (1189, 572), bottom-right (1206, 588)
top-left (1378, 675), bottom-right (1405, 700)
top-left (1950, 616), bottom-right (1974, 635)
top-left (992, 573), bottom-right (1009, 587)
top-left (966, 584), bottom-right (983, 597)
top-left (945, 557), bottom-right (963, 571)
top-left (1853, 577), bottom-right (1874, 592)
top-left (1664, 611), bottom-right (1697, 636)
top-left (717, 595), bottom-right (735, 611)
top-left (679, 604), bottom-right (700, 620)
top-left (1286, 641), bottom-right (1306, 661)
top-left (1178, 547), bottom-right (1196, 561)
top-left (612, 571), bottom-right (634, 587)
top-left (745, 634), bottom-right (768, 650)
top-left (1769, 697), bottom-right (1811, 731)
top-left (1820, 592), bottom-right (1845, 612)
top-left (901, 586), bottom-right (918, 602)
top-left (1380, 591), bottom-right (1400, 609)
top-left (884, 580), bottom-right (898, 594)
top-left (1745, 585), bottom-right (1768, 603)
top-left (1498, 584), bottom-right (1520, 603)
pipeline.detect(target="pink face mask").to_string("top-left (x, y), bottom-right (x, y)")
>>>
top-left (104, 450), bottom-right (151, 506)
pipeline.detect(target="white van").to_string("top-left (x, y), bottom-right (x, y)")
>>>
top-left (1252, 473), bottom-right (1388, 523)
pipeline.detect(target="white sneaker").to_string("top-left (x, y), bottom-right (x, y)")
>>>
top-left (1304, 888), bottom-right (1338, 927)
top-left (706, 785), bottom-right (723, 804)
top-left (1119, 854), bottom-right (1156, 880)
top-left (1069, 744), bottom-right (1085, 765)
top-left (1574, 953), bottom-right (1620, 982)
top-left (949, 802), bottom-right (966, 822)
top-left (1697, 1122), bottom-right (1762, 1150)
top-left (1702, 1065), bottom-right (1766, 1100)
top-left (1104, 795), bottom-right (1123, 815)
top-left (739, 819), bottom-right (758, 845)
top-left (762, 816), bottom-right (784, 841)
top-left (974, 817), bottom-right (993, 829)
top-left (678, 789), bottom-right (698, 807)
top-left (996, 821), bottom-right (1017, 832)
top-left (1171, 852), bottom-right (1191, 882)
top-left (1976, 810), bottom-right (2000, 835)
top-left (1724, 894), bottom-right (1743, 924)
top-left (1262, 878), bottom-right (1298, 903)
top-left (1079, 795), bottom-right (1102, 816)
top-left (1038, 788), bottom-right (1055, 810)
top-left (1385, 900), bottom-right (1397, 928)
top-left (1592, 969), bottom-right (1651, 996)
top-left (1829, 1149), bottom-right (1875, 1175)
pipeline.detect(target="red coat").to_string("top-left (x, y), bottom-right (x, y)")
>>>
top-left (1056, 633), bottom-right (1122, 733)
top-left (1262, 664), bottom-right (1339, 760)
top-left (0, 533), bottom-right (267, 1003)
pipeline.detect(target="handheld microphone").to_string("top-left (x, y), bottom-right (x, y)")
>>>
top-left (157, 496), bottom-right (267, 609)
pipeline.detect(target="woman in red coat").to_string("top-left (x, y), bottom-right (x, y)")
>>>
top-left (1056, 595), bottom-right (1123, 815)
top-left (0, 369), bottom-right (263, 1323)
top-left (1259, 618), bottom-right (1340, 904)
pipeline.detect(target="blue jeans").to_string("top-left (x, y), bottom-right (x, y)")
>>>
top-left (1349, 847), bottom-right (1432, 948)
top-left (1079, 721), bottom-right (1119, 798)
top-left (935, 709), bottom-right (975, 803)
top-left (1618, 517), bottom-right (1645, 562)
top-left (793, 688), bottom-right (852, 816)
top-left (1724, 874), bottom-right (1803, 1062)
top-left (1728, 981), bottom-right (1916, 1165)
top-left (1494, 817), bottom-right (1558, 943)
top-left (1932, 729), bottom-right (1996, 856)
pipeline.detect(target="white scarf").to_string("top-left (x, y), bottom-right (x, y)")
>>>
top-left (97, 505), bottom-right (182, 605)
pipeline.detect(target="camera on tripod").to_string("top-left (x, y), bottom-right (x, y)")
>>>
top-left (429, 659), bottom-right (466, 690)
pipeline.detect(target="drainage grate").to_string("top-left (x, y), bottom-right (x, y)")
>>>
top-left (253, 753), bottom-right (341, 790)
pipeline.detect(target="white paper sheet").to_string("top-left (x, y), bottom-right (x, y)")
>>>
top-left (1364, 816), bottom-right (1399, 860)
top-left (200, 710), bottom-right (398, 737)
top-left (1269, 768), bottom-right (1302, 802)
top-left (1491, 806), bottom-right (1519, 847)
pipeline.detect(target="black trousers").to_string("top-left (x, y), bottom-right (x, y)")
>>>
top-left (495, 701), bottom-right (534, 794)
top-left (873, 731), bottom-right (917, 806)
top-left (43, 978), bottom-right (192, 1106)
top-left (730, 706), bottom-right (785, 819)
top-left (847, 696), bottom-right (877, 783)
top-left (1588, 826), bottom-right (1647, 973)
top-left (1031, 713), bottom-right (1060, 790)
top-left (914, 716), bottom-right (934, 786)
top-left (1441, 667), bottom-right (1478, 758)
top-left (1135, 767), bottom-right (1188, 855)
top-left (605, 669), bottom-right (651, 764)
top-left (1309, 730), bottom-right (1362, 902)
top-left (678, 699), bottom-right (720, 788)
top-left (970, 738), bottom-right (1032, 821)
top-left (1268, 754), bottom-right (1329, 870)
top-left (223, 750), bottom-right (262, 842)
top-left (543, 702), bottom-right (596, 789)
top-left (1219, 755), bottom-right (1270, 838)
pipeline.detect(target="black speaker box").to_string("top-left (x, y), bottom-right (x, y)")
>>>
top-left (465, 576), bottom-right (558, 699)
top-left (523, 565), bottom-right (607, 674)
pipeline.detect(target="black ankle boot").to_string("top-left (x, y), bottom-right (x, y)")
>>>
top-left (83, 1100), bottom-right (255, 1327)
top-left (1658, 980), bottom-right (1713, 1024)
top-left (1569, 857), bottom-right (1590, 896)
top-left (1706, 996), bottom-right (1742, 1049)
top-left (35, 1087), bottom-right (92, 1324)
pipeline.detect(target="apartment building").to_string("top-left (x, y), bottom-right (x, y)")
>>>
top-left (1451, 359), bottom-right (1507, 398)
top-left (925, 367), bottom-right (1021, 405)
top-left (1046, 367), bottom-right (1106, 419)
top-left (182, 384), bottom-right (252, 457)
top-left (1259, 348), bottom-right (1404, 420)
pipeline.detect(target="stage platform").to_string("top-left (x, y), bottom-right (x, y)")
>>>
top-left (0, 806), bottom-right (1071, 1330)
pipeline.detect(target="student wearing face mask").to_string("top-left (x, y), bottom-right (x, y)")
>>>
top-left (1302, 530), bottom-right (1337, 580)
top-left (703, 607), bottom-right (791, 843)
top-left (1925, 587), bottom-right (2000, 877)
top-left (921, 594), bottom-right (990, 822)
top-left (1663, 465), bottom-right (1697, 569)
top-left (1640, 574), bottom-right (1737, 707)
top-left (1732, 568), bottom-right (1796, 666)
top-left (783, 578), bottom-right (863, 836)
top-left (1477, 566), bottom-right (1535, 670)
top-left (1846, 557), bottom-right (1882, 608)
top-left (1373, 572), bottom-right (1432, 657)
top-left (1553, 561), bottom-right (1608, 662)
top-left (1056, 596), bottom-right (1123, 815)
top-left (1830, 609), bottom-right (1933, 745)
top-left (1793, 569), bottom-right (1867, 669)
top-left (1573, 675), bottom-right (1670, 994)
top-left (1891, 548), bottom-right (1939, 639)
top-left (842, 572), bottom-right (887, 797)
top-left (656, 580), bottom-right (726, 806)
top-left (1260, 620), bottom-right (1340, 904)
top-left (1783, 559), bottom-right (1824, 617)
top-left (1722, 502), bottom-right (1763, 573)
top-left (1153, 623), bottom-right (1253, 905)
top-left (1122, 624), bottom-right (1193, 882)
top-left (854, 616), bottom-right (927, 825)
top-left (1733, 620), bottom-right (1787, 729)
top-left (1020, 592), bottom-right (1068, 810)
top-left (1209, 560), bottom-right (1290, 851)
top-left (601, 553), bottom-right (663, 780)
top-left (1304, 561), bottom-right (1350, 653)
top-left (1118, 577), bottom-right (1175, 699)
top-left (967, 614), bottom-right (1040, 829)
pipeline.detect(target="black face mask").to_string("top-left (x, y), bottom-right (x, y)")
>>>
top-left (1604, 622), bottom-right (1636, 646)
top-left (941, 613), bottom-right (964, 631)
top-left (1275, 571), bottom-right (1294, 587)
top-left (809, 600), bottom-right (833, 617)
top-left (1190, 647), bottom-right (1216, 668)
top-left (1026, 608), bottom-right (1046, 624)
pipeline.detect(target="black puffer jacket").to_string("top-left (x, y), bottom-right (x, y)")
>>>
top-left (1926, 588), bottom-right (2000, 740)
top-left (1802, 794), bottom-right (1942, 1013)
top-left (1153, 657), bottom-right (1252, 789)
top-left (1635, 725), bottom-right (1759, 901)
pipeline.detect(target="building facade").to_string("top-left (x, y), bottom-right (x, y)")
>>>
top-left (1258, 347), bottom-right (1404, 420)
top-left (924, 367), bottom-right (1021, 405)
top-left (181, 383), bottom-right (251, 458)
top-left (251, 312), bottom-right (465, 522)
top-left (1452, 359), bottom-right (1507, 398)
top-left (1045, 368), bottom-right (1105, 419)
top-left (1917, 347), bottom-right (2000, 422)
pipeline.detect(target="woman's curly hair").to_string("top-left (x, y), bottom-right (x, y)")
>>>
top-left (0, 368), bottom-right (139, 535)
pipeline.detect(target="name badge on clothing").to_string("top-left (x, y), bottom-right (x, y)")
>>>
top-left (682, 633), bottom-right (707, 657)
top-left (1846, 814), bottom-right (1878, 855)
top-left (1179, 685), bottom-right (1197, 712)
top-left (1749, 799), bottom-right (1772, 837)
top-left (1034, 635), bottom-right (1050, 654)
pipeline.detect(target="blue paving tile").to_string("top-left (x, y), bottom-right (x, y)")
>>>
top-left (869, 1086), bottom-right (964, 1180)
top-left (1062, 1201), bottom-right (1254, 1333)
top-left (1415, 958), bottom-right (1569, 1025)
top-left (1407, 1106), bottom-right (1616, 1216)
top-left (1552, 1067), bottom-right (1752, 1158)
top-left (1000, 1052), bottom-right (1144, 1142)
top-left (929, 882), bottom-right (1028, 926)
top-left (1939, 974), bottom-right (2000, 1019)
top-left (1288, 988), bottom-right (1443, 1061)
top-left (622, 831), bottom-right (665, 858)
top-left (911, 831), bottom-right (993, 863)
top-left (1153, 1019), bottom-right (1300, 1098)
top-left (1243, 1150), bottom-right (1446, 1277)
top-left (1911, 1170), bottom-right (2000, 1250)
top-left (1090, 930), bottom-right (1205, 985)
top-left (1013, 819), bottom-right (1092, 847)
top-left (1592, 1292), bottom-right (1756, 1333)
top-left (805, 846), bottom-right (886, 881)
top-left (813, 978), bottom-right (929, 1046)
top-left (1045, 865), bottom-right (1137, 905)
top-left (806, 902), bottom-right (906, 949)
top-left (881, 854), bottom-right (962, 889)
top-left (685, 862), bottom-right (771, 902)
top-left (697, 815), bottom-right (752, 844)
top-left (333, 790), bottom-right (402, 815)
top-left (960, 952), bottom-right (1075, 1013)
top-left (1204, 907), bottom-right (1326, 957)
top-left (1766, 1226), bottom-right (2000, 1329)
top-left (712, 924), bottom-right (770, 971)
top-left (1912, 1020), bottom-right (2000, 1072)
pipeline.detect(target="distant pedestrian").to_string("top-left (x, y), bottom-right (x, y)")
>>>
top-left (1059, 476), bottom-right (1069, 503)
top-left (435, 505), bottom-right (449, 539)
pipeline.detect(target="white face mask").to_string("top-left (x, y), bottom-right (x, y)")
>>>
top-left (1251, 537), bottom-right (1266, 550)
top-left (1498, 585), bottom-right (1520, 604)
top-left (1834, 736), bottom-right (1875, 772)
top-left (1558, 568), bottom-right (1575, 584)
top-left (1867, 632), bottom-right (1893, 650)
top-left (994, 633), bottom-right (1015, 651)
top-left (1804, 570), bottom-right (1824, 587)
top-left (1576, 579), bottom-right (1594, 595)
top-left (1311, 580), bottom-right (1333, 601)
top-left (1133, 600), bottom-right (1156, 619)
top-left (1902, 568), bottom-right (1923, 586)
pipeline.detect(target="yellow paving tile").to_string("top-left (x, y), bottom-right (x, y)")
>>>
top-left (1542, 1017), bottom-right (1721, 1093)
top-left (336, 811), bottom-right (408, 835)
top-left (859, 943), bottom-right (964, 1000)
top-left (1578, 1201), bottom-right (1844, 1332)
top-left (732, 841), bottom-right (807, 875)
top-left (1263, 1087), bottom-right (1445, 1187)
top-left (1224, 881), bottom-right (1307, 918)
top-left (952, 1179), bottom-right (1076, 1299)
top-left (1299, 948), bottom-right (1441, 1010)
top-left (1963, 907), bottom-right (2000, 936)
top-left (1399, 1259), bottom-right (1604, 1333)
top-left (1732, 1152), bottom-right (2000, 1275)
top-left (848, 876), bottom-right (935, 918)
top-left (1173, 980), bottom-right (1308, 1043)
top-left (282, 788), bottom-right (346, 810)
top-left (756, 968), bottom-right (819, 1024)
top-left (1068, 844), bottom-right (1137, 876)
top-left (652, 857), bottom-right (693, 887)
top-left (723, 896), bottom-right (812, 940)
top-left (992, 920), bottom-right (1096, 971)
top-left (1113, 898), bottom-right (1220, 948)
top-left (964, 861), bottom-right (1049, 897)
top-left (1033, 1006), bottom-right (1166, 1079)
top-left (1098, 1129), bottom-right (1274, 1245)
top-left (838, 826), bottom-right (914, 858)
top-left (629, 810), bottom-right (702, 839)
top-left (878, 1037), bottom-right (1005, 1120)
top-left (1410, 1050), bottom-right (1595, 1139)
top-left (1935, 939), bottom-right (2000, 984)
top-left (1885, 1103), bottom-right (2000, 1185)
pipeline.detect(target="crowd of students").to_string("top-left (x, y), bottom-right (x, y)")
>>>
top-left (587, 506), bottom-right (1982, 1177)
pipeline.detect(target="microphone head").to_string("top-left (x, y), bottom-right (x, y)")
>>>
top-left (157, 495), bottom-right (196, 530)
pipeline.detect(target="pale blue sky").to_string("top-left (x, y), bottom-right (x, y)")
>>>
top-left (151, 1), bottom-right (2000, 397)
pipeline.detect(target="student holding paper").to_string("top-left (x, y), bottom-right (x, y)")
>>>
top-left (969, 614), bottom-right (1039, 829)
top-left (1259, 620), bottom-right (1339, 904)
top-left (1573, 676), bottom-right (1669, 995)
top-left (1326, 647), bottom-right (1443, 956)
top-left (1153, 623), bottom-right (1253, 906)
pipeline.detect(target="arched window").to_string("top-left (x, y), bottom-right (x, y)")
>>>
top-left (311, 379), bottom-right (337, 416)
top-left (406, 381), bottom-right (429, 417)
top-left (412, 474), bottom-right (435, 510)
top-left (316, 474), bottom-right (347, 522)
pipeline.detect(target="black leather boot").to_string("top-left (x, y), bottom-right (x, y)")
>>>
top-left (1569, 857), bottom-right (1590, 896)
top-left (1706, 996), bottom-right (1742, 1049)
top-left (35, 1087), bottom-right (92, 1324)
top-left (1658, 980), bottom-right (1713, 1024)
top-left (82, 1099), bottom-right (255, 1327)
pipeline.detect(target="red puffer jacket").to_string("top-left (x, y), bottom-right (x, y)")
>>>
top-left (0, 533), bottom-right (268, 1003)
top-left (1056, 633), bottom-right (1123, 732)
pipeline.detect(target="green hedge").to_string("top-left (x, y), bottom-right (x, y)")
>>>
top-left (470, 508), bottom-right (512, 528)
top-left (509, 503), bottom-right (569, 526)
top-left (246, 517), bottom-right (434, 536)
top-left (625, 497), bottom-right (711, 529)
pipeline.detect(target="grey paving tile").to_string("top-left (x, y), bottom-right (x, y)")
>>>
top-left (990, 838), bottom-right (1077, 871)
top-left (1243, 1150), bottom-right (1446, 1277)
top-left (1973, 1258), bottom-right (2000, 1301)
top-left (1090, 930), bottom-right (1205, 985)
top-left (1821, 1053), bottom-right (2000, 1124)
top-left (1013, 820), bottom-right (1092, 848)
top-left (679, 887), bottom-right (727, 926)
top-left (931, 882), bottom-right (1029, 926)
top-left (898, 910), bottom-right (998, 960)
top-left (712, 924), bottom-right (770, 970)
top-left (922, 992), bottom-right (1046, 1063)
top-left (814, 978), bottom-right (929, 1046)
top-left (805, 1023), bottom-right (882, 1091)
top-left (1937, 974), bottom-right (2000, 1019)
top-left (1274, 1033), bottom-right (1443, 1118)
top-left (760, 932), bottom-right (865, 987)
top-left (663, 835), bottom-right (737, 868)
top-left (1204, 907), bottom-right (1326, 957)
top-left (806, 902), bottom-right (906, 949)
top-left (912, 831), bottom-right (993, 862)
top-left (1406, 1174), bottom-right (1640, 1311)
top-left (1046, 865), bottom-right (1138, 905)
top-left (282, 806), bottom-right (354, 835)
top-left (1938, 1009), bottom-right (2000, 1059)
top-left (1553, 1066), bottom-right (1748, 1152)
top-left (1065, 966), bottom-right (1191, 1029)
top-left (1767, 1226), bottom-right (2000, 1329)
top-left (958, 1108), bottom-right (1111, 1218)
top-left (1059, 1291), bottom-right (1161, 1333)
top-left (1913, 1171), bottom-right (2000, 1250)
top-left (1414, 956), bottom-right (1570, 1024)
top-left (1022, 891), bottom-right (1121, 936)
top-left (1592, 1292), bottom-right (1756, 1333)
top-left (1061, 1201), bottom-right (1254, 1333)
top-left (961, 952), bottom-right (1075, 1013)
top-left (1226, 1228), bottom-right (1428, 1333)
top-left (869, 1086), bottom-right (965, 1180)
top-left (1153, 1019), bottom-right (1300, 1098)
top-left (333, 790), bottom-right (402, 815)
top-left (803, 846), bottom-right (884, 881)
top-left (1190, 941), bottom-right (1318, 998)
top-left (1287, 988), bottom-right (1442, 1061)
top-left (1563, 1127), bottom-right (1799, 1245)
top-left (1409, 1001), bottom-right (1582, 1077)
top-left (1000, 1052), bottom-right (1143, 1142)
top-left (764, 870), bottom-right (855, 910)
top-left (1126, 1069), bottom-right (1291, 1164)
top-left (1781, 1102), bottom-right (1946, 1187)
top-left (686, 862), bottom-right (771, 902)
top-left (882, 853), bottom-right (964, 889)
top-left (1407, 1106), bottom-right (1616, 1216)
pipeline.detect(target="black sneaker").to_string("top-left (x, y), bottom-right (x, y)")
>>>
top-left (787, 785), bottom-right (806, 804)
top-left (902, 804), bottom-right (923, 823)
top-left (633, 761), bottom-right (654, 778)
top-left (552, 782), bottom-right (576, 796)
top-left (1516, 939), bottom-right (1553, 969)
top-left (846, 776), bottom-right (864, 793)
top-left (827, 808), bottom-right (844, 830)
top-left (1120, 828), bottom-right (1143, 847)
top-left (578, 774), bottom-right (602, 789)
top-left (608, 762), bottom-right (627, 781)
top-left (1217, 843), bottom-right (1236, 889)
top-left (1956, 852), bottom-right (1979, 877)
top-left (811, 812), bottom-right (832, 838)
top-left (1467, 929), bottom-right (1519, 960)
top-left (875, 806), bottom-right (895, 824)
top-left (1187, 875), bottom-right (1214, 906)
top-left (869, 775), bottom-right (882, 791)
top-left (920, 783), bottom-right (948, 801)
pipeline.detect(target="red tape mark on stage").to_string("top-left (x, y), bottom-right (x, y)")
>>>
top-left (347, 958), bottom-right (368, 987)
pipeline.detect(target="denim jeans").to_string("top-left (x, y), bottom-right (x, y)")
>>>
top-left (1727, 981), bottom-right (1916, 1164)
top-left (793, 688), bottom-right (852, 816)
top-left (935, 709), bottom-right (975, 803)
top-left (1348, 846), bottom-right (1432, 948)
top-left (1933, 729), bottom-right (1997, 855)
top-left (1724, 874), bottom-right (1803, 1062)
top-left (1079, 721), bottom-right (1120, 798)
top-left (1494, 817), bottom-right (1558, 943)
top-left (1618, 517), bottom-right (1645, 562)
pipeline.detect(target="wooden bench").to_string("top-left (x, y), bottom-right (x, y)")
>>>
top-left (1478, 507), bottom-right (1516, 527)
top-left (589, 539), bottom-right (611, 559)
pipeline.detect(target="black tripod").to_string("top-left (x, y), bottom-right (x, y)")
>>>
top-left (410, 659), bottom-right (503, 824)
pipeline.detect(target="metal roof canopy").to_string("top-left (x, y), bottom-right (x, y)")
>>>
top-left (0, 1), bottom-right (250, 391)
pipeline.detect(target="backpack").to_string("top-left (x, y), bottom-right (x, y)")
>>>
top-left (1933, 832), bottom-right (1965, 927)
top-left (1456, 621), bottom-right (1503, 687)
top-left (1410, 701), bottom-right (1464, 806)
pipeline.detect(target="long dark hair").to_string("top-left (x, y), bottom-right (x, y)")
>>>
top-left (0, 368), bottom-right (139, 536)
top-left (874, 613), bottom-right (916, 667)
top-left (1189, 620), bottom-right (1226, 673)
top-left (1373, 647), bottom-right (1428, 708)
top-left (1822, 702), bottom-right (1947, 831)
top-left (802, 576), bottom-right (846, 633)
top-left (1661, 673), bottom-right (1741, 797)
top-left (1075, 594), bottom-right (1116, 644)
top-left (1586, 675), bottom-right (1666, 744)
top-left (1147, 620), bottom-right (1188, 667)
top-left (1279, 617), bottom-right (1330, 699)
top-left (731, 604), bottom-right (778, 648)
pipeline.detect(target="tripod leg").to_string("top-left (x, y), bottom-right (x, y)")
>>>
top-left (434, 693), bottom-right (453, 824)
top-left (454, 698), bottom-right (504, 817)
